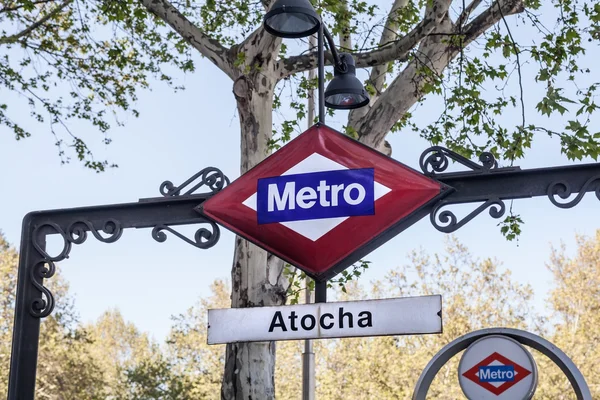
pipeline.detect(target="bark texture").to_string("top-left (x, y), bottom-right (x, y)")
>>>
top-left (222, 30), bottom-right (289, 399)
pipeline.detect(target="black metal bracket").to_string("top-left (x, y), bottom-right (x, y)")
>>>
top-left (420, 146), bottom-right (600, 233)
top-left (8, 167), bottom-right (229, 400)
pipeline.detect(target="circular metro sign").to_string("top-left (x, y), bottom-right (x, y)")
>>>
top-left (459, 335), bottom-right (538, 399)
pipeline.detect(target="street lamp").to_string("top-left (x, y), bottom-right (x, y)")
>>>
top-left (264, 0), bottom-right (370, 122)
top-left (324, 53), bottom-right (369, 109)
top-left (263, 0), bottom-right (320, 38)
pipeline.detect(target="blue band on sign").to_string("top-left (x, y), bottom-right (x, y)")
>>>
top-left (257, 168), bottom-right (375, 224)
top-left (478, 365), bottom-right (515, 382)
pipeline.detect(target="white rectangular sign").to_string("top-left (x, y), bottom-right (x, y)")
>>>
top-left (208, 295), bottom-right (442, 344)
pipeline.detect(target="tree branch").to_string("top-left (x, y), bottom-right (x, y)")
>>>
top-left (462, 0), bottom-right (524, 45)
top-left (0, 0), bottom-right (72, 45)
top-left (457, 0), bottom-right (483, 28)
top-left (275, 13), bottom-right (439, 80)
top-left (261, 0), bottom-right (275, 11)
top-left (228, 23), bottom-right (281, 84)
top-left (0, 0), bottom-right (57, 14)
top-left (338, 0), bottom-right (352, 51)
top-left (349, 0), bottom-right (409, 124)
top-left (354, 0), bottom-right (525, 150)
top-left (368, 0), bottom-right (409, 91)
top-left (140, 0), bottom-right (236, 80)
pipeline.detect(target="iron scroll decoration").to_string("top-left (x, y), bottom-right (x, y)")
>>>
top-left (419, 146), bottom-right (507, 175)
top-left (30, 220), bottom-right (124, 318)
top-left (548, 175), bottom-right (600, 208)
top-left (420, 146), bottom-right (517, 233)
top-left (21, 151), bottom-right (600, 319)
top-left (153, 167), bottom-right (229, 249)
top-left (17, 151), bottom-right (600, 321)
top-left (159, 166), bottom-right (230, 197)
top-left (26, 167), bottom-right (230, 319)
top-left (420, 146), bottom-right (600, 233)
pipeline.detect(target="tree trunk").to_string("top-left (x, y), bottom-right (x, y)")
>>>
top-left (222, 73), bottom-right (288, 400)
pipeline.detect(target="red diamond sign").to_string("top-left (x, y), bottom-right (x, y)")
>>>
top-left (462, 352), bottom-right (532, 396)
top-left (202, 124), bottom-right (450, 281)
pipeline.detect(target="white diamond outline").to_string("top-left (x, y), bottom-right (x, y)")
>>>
top-left (242, 153), bottom-right (392, 241)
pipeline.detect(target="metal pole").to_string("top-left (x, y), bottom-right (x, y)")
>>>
top-left (315, 281), bottom-right (327, 303)
top-left (302, 277), bottom-right (316, 400)
top-left (302, 32), bottom-right (317, 400)
top-left (316, 20), bottom-right (329, 306)
top-left (317, 22), bottom-right (325, 124)
top-left (8, 219), bottom-right (43, 400)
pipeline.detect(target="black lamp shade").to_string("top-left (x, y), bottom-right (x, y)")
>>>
top-left (324, 54), bottom-right (369, 110)
top-left (263, 0), bottom-right (320, 38)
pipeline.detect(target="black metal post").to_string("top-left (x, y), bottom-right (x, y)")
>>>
top-left (317, 22), bottom-right (325, 124)
top-left (322, 26), bottom-right (340, 68)
top-left (8, 218), bottom-right (44, 400)
top-left (315, 281), bottom-right (327, 303)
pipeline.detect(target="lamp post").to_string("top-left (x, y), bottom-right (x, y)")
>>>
top-left (264, 0), bottom-right (370, 306)
top-left (264, 3), bottom-right (371, 398)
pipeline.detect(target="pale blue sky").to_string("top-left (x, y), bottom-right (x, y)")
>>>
top-left (0, 5), bottom-right (598, 342)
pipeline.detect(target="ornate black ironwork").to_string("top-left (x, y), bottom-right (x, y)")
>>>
top-left (151, 218), bottom-right (221, 249)
top-left (30, 260), bottom-right (56, 318)
top-left (29, 219), bottom-right (125, 318)
top-left (420, 146), bottom-right (519, 176)
top-left (22, 167), bottom-right (230, 324)
top-left (430, 198), bottom-right (506, 233)
top-left (30, 223), bottom-right (70, 318)
top-left (149, 168), bottom-right (230, 247)
top-left (547, 175), bottom-right (600, 208)
top-left (66, 219), bottom-right (123, 244)
top-left (160, 167), bottom-right (230, 197)
top-left (431, 146), bottom-right (600, 232)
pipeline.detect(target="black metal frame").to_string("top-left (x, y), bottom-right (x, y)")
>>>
top-left (421, 146), bottom-right (600, 233)
top-left (7, 146), bottom-right (600, 399)
top-left (8, 168), bottom-right (229, 400)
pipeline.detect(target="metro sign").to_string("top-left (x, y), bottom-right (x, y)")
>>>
top-left (202, 124), bottom-right (450, 281)
top-left (462, 352), bottom-right (532, 396)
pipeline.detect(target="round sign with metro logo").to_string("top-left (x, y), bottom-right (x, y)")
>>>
top-left (458, 335), bottom-right (537, 400)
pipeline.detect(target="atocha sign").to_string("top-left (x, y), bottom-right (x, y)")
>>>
top-left (208, 296), bottom-right (442, 344)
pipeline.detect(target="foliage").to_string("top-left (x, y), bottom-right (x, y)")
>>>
top-left (2, 1), bottom-right (599, 170)
top-left (0, 0), bottom-right (193, 171)
top-left (0, 232), bottom-right (171, 399)
top-left (284, 260), bottom-right (370, 305)
top-left (535, 231), bottom-right (600, 399)
top-left (83, 309), bottom-right (157, 398)
top-left (314, 237), bottom-right (537, 399)
top-left (117, 356), bottom-right (191, 400)
top-left (272, 0), bottom-right (600, 164)
top-left (164, 279), bottom-right (229, 398)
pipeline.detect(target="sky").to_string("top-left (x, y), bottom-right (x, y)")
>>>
top-left (0, 2), bottom-right (599, 343)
